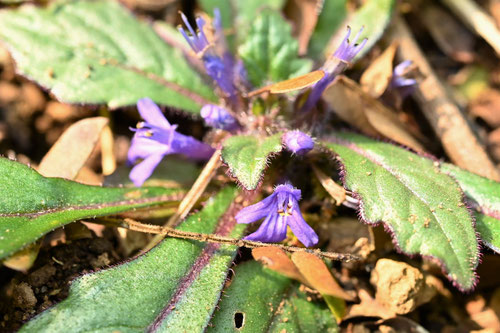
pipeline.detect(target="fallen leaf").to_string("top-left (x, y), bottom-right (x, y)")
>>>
top-left (247, 70), bottom-right (324, 97)
top-left (286, 0), bottom-right (322, 55)
top-left (2, 242), bottom-right (41, 272)
top-left (252, 247), bottom-right (306, 284)
top-left (360, 42), bottom-right (398, 98)
top-left (38, 116), bottom-right (109, 178)
top-left (324, 76), bottom-right (424, 152)
top-left (312, 164), bottom-right (346, 206)
top-left (291, 252), bottom-right (355, 301)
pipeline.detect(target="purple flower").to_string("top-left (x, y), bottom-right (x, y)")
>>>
top-left (388, 60), bottom-right (417, 99)
top-left (178, 10), bottom-right (247, 100)
top-left (236, 184), bottom-right (319, 247)
top-left (283, 130), bottom-right (314, 155)
top-left (301, 27), bottom-right (367, 112)
top-left (200, 104), bottom-right (239, 131)
top-left (128, 98), bottom-right (215, 186)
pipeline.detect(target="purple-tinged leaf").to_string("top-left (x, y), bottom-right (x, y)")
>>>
top-left (19, 187), bottom-right (245, 332)
top-left (441, 162), bottom-right (500, 253)
top-left (322, 132), bottom-right (479, 291)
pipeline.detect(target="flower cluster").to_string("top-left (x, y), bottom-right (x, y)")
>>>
top-left (179, 10), bottom-right (247, 102)
top-left (301, 27), bottom-right (367, 112)
top-left (128, 98), bottom-right (214, 186)
top-left (236, 184), bottom-right (319, 247)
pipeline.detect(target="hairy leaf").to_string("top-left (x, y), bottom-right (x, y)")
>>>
top-left (221, 133), bottom-right (283, 190)
top-left (0, 158), bottom-right (183, 260)
top-left (326, 0), bottom-right (395, 61)
top-left (21, 187), bottom-right (244, 332)
top-left (322, 133), bottom-right (479, 290)
top-left (208, 261), bottom-right (337, 332)
top-left (239, 10), bottom-right (312, 87)
top-left (441, 162), bottom-right (500, 252)
top-left (308, 0), bottom-right (347, 59)
top-left (199, 0), bottom-right (285, 49)
top-left (0, 1), bottom-right (216, 113)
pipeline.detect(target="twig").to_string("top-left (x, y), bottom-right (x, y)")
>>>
top-left (441, 0), bottom-right (500, 56)
top-left (143, 150), bottom-right (222, 251)
top-left (109, 217), bottom-right (359, 262)
top-left (388, 15), bottom-right (500, 181)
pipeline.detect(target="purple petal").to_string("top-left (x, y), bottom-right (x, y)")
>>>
top-left (127, 135), bottom-right (170, 164)
top-left (137, 98), bottom-right (171, 130)
top-left (288, 210), bottom-right (319, 247)
top-left (283, 130), bottom-right (314, 155)
top-left (244, 213), bottom-right (288, 243)
top-left (169, 132), bottom-right (215, 160)
top-left (236, 194), bottom-right (277, 224)
top-left (129, 154), bottom-right (165, 187)
top-left (200, 104), bottom-right (239, 131)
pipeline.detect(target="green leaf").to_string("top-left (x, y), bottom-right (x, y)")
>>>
top-left (21, 187), bottom-right (244, 332)
top-left (326, 0), bottom-right (396, 61)
top-left (322, 133), bottom-right (479, 290)
top-left (269, 289), bottom-right (339, 332)
top-left (221, 133), bottom-right (283, 190)
top-left (476, 213), bottom-right (500, 253)
top-left (0, 158), bottom-right (183, 260)
top-left (440, 162), bottom-right (500, 253)
top-left (308, 0), bottom-right (347, 59)
top-left (104, 156), bottom-right (200, 189)
top-left (0, 1), bottom-right (216, 113)
top-left (238, 10), bottom-right (313, 87)
top-left (199, 0), bottom-right (285, 49)
top-left (208, 261), bottom-right (338, 332)
top-left (207, 261), bottom-right (291, 332)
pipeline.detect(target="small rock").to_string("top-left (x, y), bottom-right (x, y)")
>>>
top-left (12, 282), bottom-right (37, 309)
top-left (90, 252), bottom-right (111, 269)
top-left (370, 259), bottom-right (436, 314)
top-left (28, 264), bottom-right (57, 287)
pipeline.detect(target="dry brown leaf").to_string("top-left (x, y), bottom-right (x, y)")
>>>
top-left (2, 242), bottom-right (41, 272)
top-left (286, 0), bottom-right (321, 55)
top-left (291, 252), bottom-right (355, 301)
top-left (38, 116), bottom-right (109, 178)
top-left (312, 164), bottom-right (346, 206)
top-left (360, 42), bottom-right (398, 98)
top-left (420, 3), bottom-right (474, 63)
top-left (324, 76), bottom-right (425, 152)
top-left (251, 247), bottom-right (306, 283)
top-left (247, 70), bottom-right (325, 97)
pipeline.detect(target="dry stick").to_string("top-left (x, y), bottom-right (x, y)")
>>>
top-left (441, 0), bottom-right (500, 56)
top-left (143, 150), bottom-right (222, 251)
top-left (389, 16), bottom-right (500, 181)
top-left (117, 217), bottom-right (359, 262)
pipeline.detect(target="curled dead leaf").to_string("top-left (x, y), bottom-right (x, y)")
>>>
top-left (360, 42), bottom-right (398, 98)
top-left (324, 76), bottom-right (424, 152)
top-left (38, 116), bottom-right (109, 179)
top-left (247, 70), bottom-right (325, 97)
top-left (291, 252), bottom-right (355, 301)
